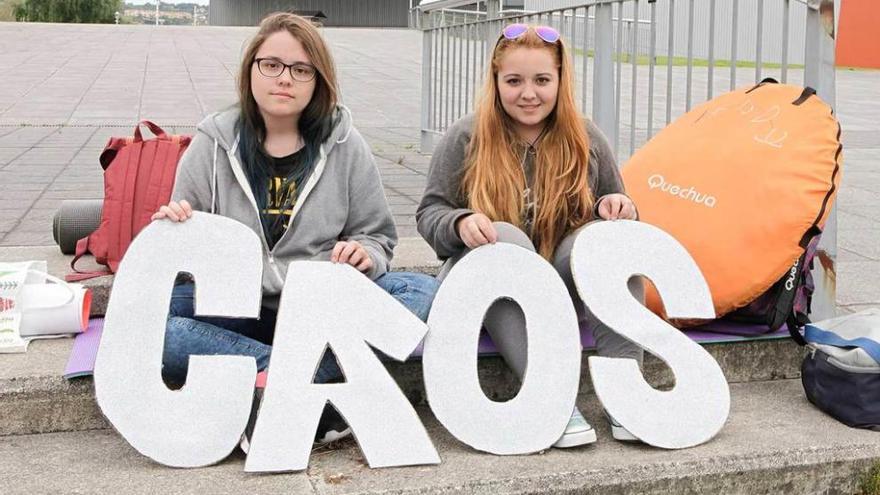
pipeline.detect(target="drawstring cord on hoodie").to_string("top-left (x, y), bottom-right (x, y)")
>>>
top-left (336, 105), bottom-right (353, 144)
top-left (211, 139), bottom-right (219, 214)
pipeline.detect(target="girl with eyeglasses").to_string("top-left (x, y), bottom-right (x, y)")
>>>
top-left (151, 12), bottom-right (439, 446)
top-left (417, 24), bottom-right (643, 448)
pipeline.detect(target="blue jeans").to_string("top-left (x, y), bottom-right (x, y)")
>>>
top-left (161, 272), bottom-right (440, 385)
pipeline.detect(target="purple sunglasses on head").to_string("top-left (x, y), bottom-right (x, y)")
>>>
top-left (501, 23), bottom-right (561, 44)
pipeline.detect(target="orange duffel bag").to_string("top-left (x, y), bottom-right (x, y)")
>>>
top-left (622, 79), bottom-right (842, 329)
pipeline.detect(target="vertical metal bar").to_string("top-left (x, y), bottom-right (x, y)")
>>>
top-left (730, 0), bottom-right (738, 90)
top-left (486, 0), bottom-right (500, 19)
top-left (570, 7), bottom-right (577, 49)
top-left (593, 3), bottom-right (617, 150)
top-left (436, 28), bottom-right (442, 130)
top-left (457, 25), bottom-right (463, 121)
top-left (615, 1), bottom-right (624, 155)
top-left (686, 0), bottom-right (694, 111)
top-left (451, 26), bottom-right (457, 124)
top-left (465, 23), bottom-right (471, 114)
top-left (475, 22), bottom-right (481, 107)
top-left (421, 27), bottom-right (434, 152)
top-left (434, 27), bottom-right (440, 129)
top-left (562, 10), bottom-right (566, 33)
top-left (805, 0), bottom-right (837, 119)
top-left (756, 0), bottom-right (764, 81)
top-left (445, 28), bottom-right (452, 130)
top-left (630, 0), bottom-right (639, 156)
top-left (438, 27), bottom-right (444, 130)
top-left (708, 0), bottom-right (716, 99)
top-left (581, 6), bottom-right (590, 112)
top-left (665, 0), bottom-right (675, 124)
top-left (781, 0), bottom-right (790, 83)
top-left (480, 21), bottom-right (486, 89)
top-left (647, 0), bottom-right (656, 138)
top-left (804, 0), bottom-right (838, 322)
top-left (561, 9), bottom-right (568, 42)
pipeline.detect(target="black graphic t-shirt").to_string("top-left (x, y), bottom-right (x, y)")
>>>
top-left (264, 149), bottom-right (306, 249)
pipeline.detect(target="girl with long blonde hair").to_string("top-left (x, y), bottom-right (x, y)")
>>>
top-left (417, 24), bottom-right (642, 448)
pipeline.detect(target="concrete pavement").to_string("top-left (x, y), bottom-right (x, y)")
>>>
top-left (1, 24), bottom-right (877, 282)
top-left (0, 21), bottom-right (879, 495)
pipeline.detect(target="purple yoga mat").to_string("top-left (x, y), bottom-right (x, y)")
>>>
top-left (63, 318), bottom-right (790, 379)
top-left (408, 319), bottom-right (789, 358)
top-left (63, 318), bottom-right (103, 379)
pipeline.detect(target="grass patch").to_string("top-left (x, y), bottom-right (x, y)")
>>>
top-left (571, 49), bottom-right (804, 70)
top-left (858, 462), bottom-right (880, 495)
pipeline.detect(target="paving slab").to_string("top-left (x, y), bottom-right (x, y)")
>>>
top-left (2, 380), bottom-right (878, 495)
top-left (0, 23), bottom-right (877, 265)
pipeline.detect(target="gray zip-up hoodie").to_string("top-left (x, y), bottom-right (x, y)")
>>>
top-left (172, 105), bottom-right (396, 307)
top-left (416, 114), bottom-right (628, 260)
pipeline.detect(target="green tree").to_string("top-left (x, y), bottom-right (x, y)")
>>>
top-left (15, 0), bottom-right (123, 23)
top-left (0, 0), bottom-right (25, 21)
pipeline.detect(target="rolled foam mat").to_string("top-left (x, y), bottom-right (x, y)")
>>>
top-left (53, 199), bottom-right (103, 254)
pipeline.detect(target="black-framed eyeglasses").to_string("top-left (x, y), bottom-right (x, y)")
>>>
top-left (254, 58), bottom-right (317, 82)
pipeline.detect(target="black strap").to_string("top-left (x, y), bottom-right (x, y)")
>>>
top-left (786, 314), bottom-right (808, 346)
top-left (745, 77), bottom-right (779, 93)
top-left (793, 87), bottom-right (817, 106)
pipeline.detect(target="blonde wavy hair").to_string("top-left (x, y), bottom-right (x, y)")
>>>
top-left (462, 27), bottom-right (593, 259)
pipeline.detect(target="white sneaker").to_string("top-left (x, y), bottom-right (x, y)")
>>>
top-left (552, 408), bottom-right (597, 448)
top-left (606, 412), bottom-right (640, 442)
top-left (314, 405), bottom-right (352, 445)
top-left (241, 395), bottom-right (353, 452)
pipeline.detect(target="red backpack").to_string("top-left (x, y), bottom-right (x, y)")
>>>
top-left (67, 121), bottom-right (191, 281)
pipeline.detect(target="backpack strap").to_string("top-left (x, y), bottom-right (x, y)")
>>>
top-left (66, 237), bottom-right (112, 282)
top-left (787, 313), bottom-right (808, 346)
top-left (109, 141), bottom-right (143, 273)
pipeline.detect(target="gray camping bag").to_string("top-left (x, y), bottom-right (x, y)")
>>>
top-left (801, 309), bottom-right (880, 431)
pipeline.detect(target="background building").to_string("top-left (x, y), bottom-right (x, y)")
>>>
top-left (208, 0), bottom-right (422, 27)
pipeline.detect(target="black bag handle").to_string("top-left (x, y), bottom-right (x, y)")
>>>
top-left (793, 87), bottom-right (818, 105)
top-left (745, 77), bottom-right (779, 93)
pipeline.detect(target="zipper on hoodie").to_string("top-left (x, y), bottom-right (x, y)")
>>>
top-left (224, 138), bottom-right (329, 285)
top-left (223, 141), bottom-right (284, 284)
top-left (268, 146), bottom-right (328, 251)
top-left (214, 109), bottom-right (346, 282)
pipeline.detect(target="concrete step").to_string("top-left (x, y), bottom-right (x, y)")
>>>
top-left (0, 335), bottom-right (803, 437)
top-left (2, 379), bottom-right (878, 495)
top-left (0, 239), bottom-right (804, 440)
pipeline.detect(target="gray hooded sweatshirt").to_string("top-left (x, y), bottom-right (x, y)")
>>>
top-left (172, 106), bottom-right (396, 308)
top-left (417, 114), bottom-right (628, 260)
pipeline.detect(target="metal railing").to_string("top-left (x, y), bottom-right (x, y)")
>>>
top-left (416, 0), bottom-right (840, 320)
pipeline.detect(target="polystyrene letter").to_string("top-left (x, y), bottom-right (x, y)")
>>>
top-left (94, 213), bottom-right (262, 467)
top-left (571, 220), bottom-right (730, 449)
top-left (423, 244), bottom-right (581, 454)
top-left (244, 262), bottom-right (439, 472)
